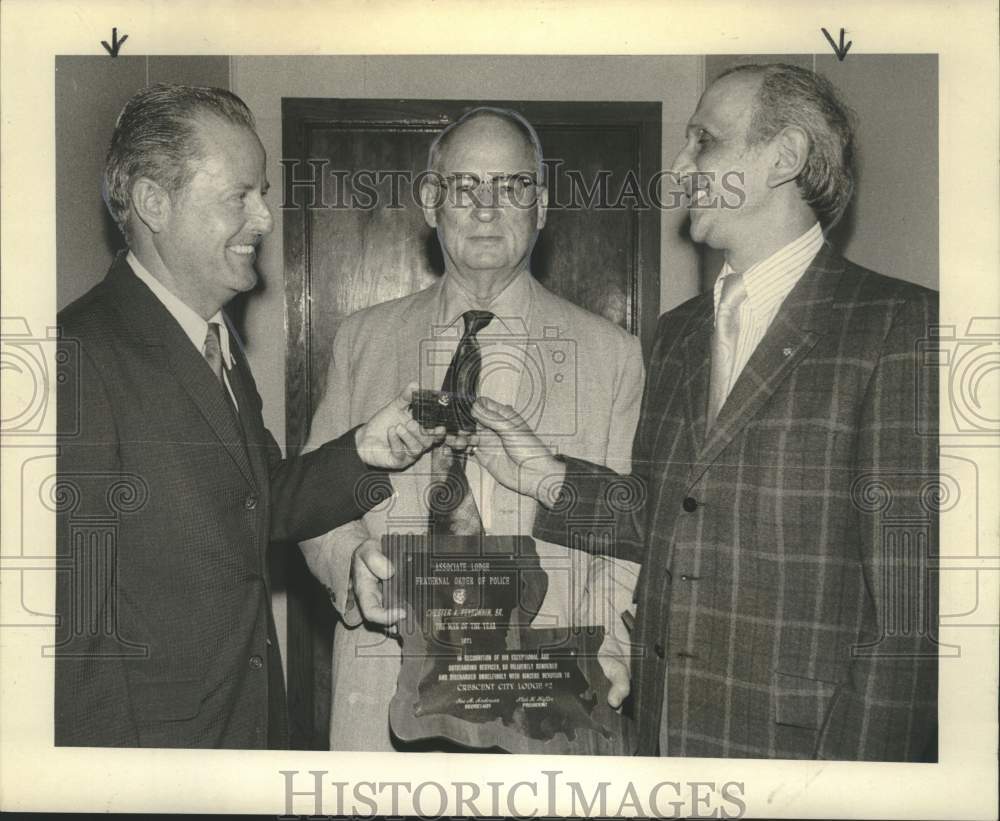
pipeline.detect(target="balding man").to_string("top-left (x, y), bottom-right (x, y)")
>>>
top-left (470, 64), bottom-right (939, 760)
top-left (299, 107), bottom-right (645, 751)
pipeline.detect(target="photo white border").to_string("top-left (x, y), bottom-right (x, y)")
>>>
top-left (2, 0), bottom-right (997, 818)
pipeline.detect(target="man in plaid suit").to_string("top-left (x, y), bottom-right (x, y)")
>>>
top-left (466, 63), bottom-right (939, 760)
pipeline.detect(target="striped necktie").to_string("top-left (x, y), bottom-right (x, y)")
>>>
top-left (203, 322), bottom-right (226, 384)
top-left (203, 321), bottom-right (240, 421)
top-left (428, 310), bottom-right (494, 536)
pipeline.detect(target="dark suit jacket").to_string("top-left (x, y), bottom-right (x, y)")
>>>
top-left (536, 245), bottom-right (939, 760)
top-left (54, 254), bottom-right (391, 748)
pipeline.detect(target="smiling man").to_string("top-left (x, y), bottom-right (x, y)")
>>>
top-left (55, 84), bottom-right (444, 749)
top-left (467, 64), bottom-right (940, 761)
top-left (299, 107), bottom-right (645, 751)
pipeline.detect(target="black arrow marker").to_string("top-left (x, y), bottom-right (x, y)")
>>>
top-left (101, 27), bottom-right (128, 58)
top-left (821, 27), bottom-right (852, 61)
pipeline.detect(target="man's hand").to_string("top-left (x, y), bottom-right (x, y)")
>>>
top-left (351, 539), bottom-right (405, 626)
top-left (355, 382), bottom-right (446, 469)
top-left (576, 557), bottom-right (635, 710)
top-left (598, 631), bottom-right (632, 710)
top-left (469, 396), bottom-right (566, 506)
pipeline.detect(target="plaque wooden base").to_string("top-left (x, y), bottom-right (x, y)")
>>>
top-left (384, 533), bottom-right (634, 755)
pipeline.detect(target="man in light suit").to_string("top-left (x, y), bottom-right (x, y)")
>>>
top-left (469, 64), bottom-right (939, 760)
top-left (299, 107), bottom-right (645, 751)
top-left (55, 84), bottom-right (443, 748)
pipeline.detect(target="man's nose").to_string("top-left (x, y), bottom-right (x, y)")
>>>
top-left (471, 202), bottom-right (500, 223)
top-left (249, 193), bottom-right (274, 235)
top-left (670, 143), bottom-right (696, 177)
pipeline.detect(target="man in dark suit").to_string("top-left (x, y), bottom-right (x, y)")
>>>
top-left (468, 63), bottom-right (939, 760)
top-left (55, 84), bottom-right (444, 748)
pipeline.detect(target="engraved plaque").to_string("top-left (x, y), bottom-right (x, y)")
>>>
top-left (385, 533), bottom-right (633, 755)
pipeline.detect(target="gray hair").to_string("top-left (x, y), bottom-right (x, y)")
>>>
top-left (104, 83), bottom-right (256, 241)
top-left (427, 106), bottom-right (544, 179)
top-left (719, 63), bottom-right (857, 228)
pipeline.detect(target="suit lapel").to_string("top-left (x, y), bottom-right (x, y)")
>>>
top-left (225, 322), bottom-right (268, 491)
top-left (397, 280), bottom-right (445, 393)
top-left (691, 244), bottom-right (845, 483)
top-left (678, 297), bottom-right (714, 462)
top-left (391, 281), bottom-right (445, 515)
top-left (104, 255), bottom-right (257, 488)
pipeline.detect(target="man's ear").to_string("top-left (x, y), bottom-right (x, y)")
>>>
top-left (419, 180), bottom-right (441, 229)
top-left (535, 185), bottom-right (549, 231)
top-left (767, 126), bottom-right (809, 188)
top-left (131, 176), bottom-right (172, 234)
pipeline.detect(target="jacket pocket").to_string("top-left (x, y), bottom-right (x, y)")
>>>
top-left (772, 670), bottom-right (841, 730)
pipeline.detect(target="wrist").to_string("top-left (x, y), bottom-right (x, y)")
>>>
top-left (532, 457), bottom-right (566, 508)
top-left (354, 424), bottom-right (367, 462)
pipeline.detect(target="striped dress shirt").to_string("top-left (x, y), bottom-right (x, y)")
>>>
top-left (713, 222), bottom-right (824, 399)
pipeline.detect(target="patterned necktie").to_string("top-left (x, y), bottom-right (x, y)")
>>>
top-left (706, 272), bottom-right (747, 434)
top-left (203, 322), bottom-right (226, 383)
top-left (203, 321), bottom-right (239, 419)
top-left (428, 310), bottom-right (494, 536)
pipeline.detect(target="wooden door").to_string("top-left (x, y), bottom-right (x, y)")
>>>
top-left (282, 98), bottom-right (660, 748)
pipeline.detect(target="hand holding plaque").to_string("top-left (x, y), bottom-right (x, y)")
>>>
top-left (382, 534), bottom-right (635, 754)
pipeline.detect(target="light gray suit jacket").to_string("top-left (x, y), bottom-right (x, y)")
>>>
top-left (300, 274), bottom-right (644, 751)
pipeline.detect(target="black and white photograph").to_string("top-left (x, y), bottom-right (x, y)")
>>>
top-left (1, 1), bottom-right (997, 818)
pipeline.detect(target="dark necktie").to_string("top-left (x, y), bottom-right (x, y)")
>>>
top-left (428, 310), bottom-right (494, 536)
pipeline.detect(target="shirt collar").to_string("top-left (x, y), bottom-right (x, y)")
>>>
top-left (437, 269), bottom-right (533, 336)
top-left (127, 250), bottom-right (233, 368)
top-left (714, 222), bottom-right (824, 319)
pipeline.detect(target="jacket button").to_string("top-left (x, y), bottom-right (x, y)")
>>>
top-left (249, 654), bottom-right (264, 669)
top-left (654, 642), bottom-right (665, 659)
top-left (682, 496), bottom-right (698, 513)
top-left (244, 494), bottom-right (258, 510)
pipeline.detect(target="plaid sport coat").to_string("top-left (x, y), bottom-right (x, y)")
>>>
top-left (535, 244), bottom-right (939, 760)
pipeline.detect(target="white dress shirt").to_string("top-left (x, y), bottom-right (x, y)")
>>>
top-left (429, 270), bottom-right (533, 528)
top-left (712, 222), bottom-right (824, 398)
top-left (127, 251), bottom-right (239, 409)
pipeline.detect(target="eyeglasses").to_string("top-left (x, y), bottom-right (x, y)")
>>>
top-left (432, 173), bottom-right (539, 208)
